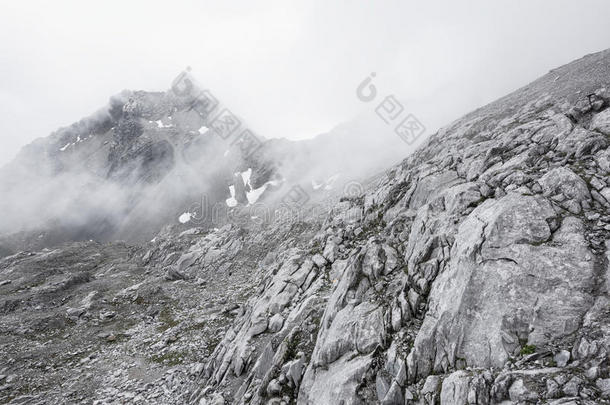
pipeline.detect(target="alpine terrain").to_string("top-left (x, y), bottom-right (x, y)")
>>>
top-left (1, 49), bottom-right (610, 405)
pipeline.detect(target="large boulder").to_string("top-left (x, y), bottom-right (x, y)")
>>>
top-left (297, 354), bottom-right (373, 405)
top-left (313, 301), bottom-right (385, 366)
top-left (538, 167), bottom-right (590, 202)
top-left (440, 370), bottom-right (492, 405)
top-left (408, 193), bottom-right (597, 379)
top-left (591, 108), bottom-right (610, 135)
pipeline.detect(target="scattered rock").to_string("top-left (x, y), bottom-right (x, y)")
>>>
top-left (554, 349), bottom-right (571, 367)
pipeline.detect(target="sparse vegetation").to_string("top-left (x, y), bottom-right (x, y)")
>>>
top-left (308, 240), bottom-right (323, 255)
top-left (150, 350), bottom-right (186, 366)
top-left (157, 307), bottom-right (179, 332)
top-left (520, 344), bottom-right (536, 355)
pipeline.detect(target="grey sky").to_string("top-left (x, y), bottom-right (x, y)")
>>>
top-left (1, 0), bottom-right (609, 166)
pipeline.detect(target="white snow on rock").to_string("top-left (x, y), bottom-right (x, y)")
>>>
top-left (226, 169), bottom-right (280, 207)
top-left (246, 184), bottom-right (267, 205)
top-left (178, 212), bottom-right (193, 224)
top-left (246, 178), bottom-right (281, 205)
top-left (59, 134), bottom-right (92, 151)
top-left (198, 126), bottom-right (209, 135)
top-left (223, 149), bottom-right (230, 157)
top-left (156, 120), bottom-right (173, 128)
top-left (226, 185), bottom-right (238, 207)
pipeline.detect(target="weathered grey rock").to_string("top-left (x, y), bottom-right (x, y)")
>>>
top-left (596, 378), bottom-right (610, 398)
top-left (600, 187), bottom-right (610, 203)
top-left (281, 356), bottom-right (305, 388)
top-left (508, 378), bottom-right (538, 403)
top-left (269, 283), bottom-right (298, 314)
top-left (554, 349), bottom-right (571, 367)
top-left (421, 375), bottom-right (442, 403)
top-left (595, 148), bottom-right (610, 173)
top-left (164, 267), bottom-right (188, 281)
top-left (361, 240), bottom-right (386, 279)
top-left (297, 354), bottom-right (373, 405)
top-left (546, 378), bottom-right (561, 398)
top-left (289, 265), bottom-right (312, 291)
top-left (590, 176), bottom-right (606, 191)
top-left (268, 313), bottom-right (284, 333)
top-left (200, 393), bottom-right (225, 405)
top-left (322, 238), bottom-right (339, 263)
top-left (376, 372), bottom-right (391, 401)
top-left (440, 371), bottom-right (471, 405)
top-left (381, 381), bottom-right (403, 405)
top-left (311, 254), bottom-right (327, 268)
top-left (538, 167), bottom-right (590, 202)
top-left (313, 301), bottom-right (385, 366)
top-left (329, 259), bottom-right (347, 282)
top-left (563, 376), bottom-right (582, 396)
top-left (591, 108), bottom-right (610, 134)
top-left (408, 194), bottom-right (596, 379)
top-left (66, 307), bottom-right (86, 320)
top-left (585, 366), bottom-right (599, 380)
top-left (267, 379), bottom-right (282, 396)
top-left (439, 370), bottom-right (491, 405)
top-left (249, 314), bottom-right (268, 337)
top-left (252, 342), bottom-right (275, 379)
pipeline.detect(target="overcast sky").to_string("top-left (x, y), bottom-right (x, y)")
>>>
top-left (1, 0), bottom-right (609, 166)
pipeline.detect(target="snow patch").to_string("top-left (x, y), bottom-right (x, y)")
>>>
top-left (226, 169), bottom-right (280, 207)
top-left (246, 185), bottom-right (266, 205)
top-left (178, 212), bottom-right (193, 224)
top-left (156, 120), bottom-right (173, 128)
top-left (198, 126), bottom-right (209, 135)
top-left (226, 185), bottom-right (238, 207)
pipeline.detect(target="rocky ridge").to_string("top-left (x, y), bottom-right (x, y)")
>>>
top-left (193, 50), bottom-right (610, 404)
top-left (0, 50), bottom-right (610, 404)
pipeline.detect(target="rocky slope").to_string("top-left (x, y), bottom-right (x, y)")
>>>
top-left (1, 49), bottom-right (610, 405)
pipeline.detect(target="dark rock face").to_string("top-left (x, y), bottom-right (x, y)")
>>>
top-left (1, 49), bottom-right (610, 405)
top-left (108, 137), bottom-right (175, 184)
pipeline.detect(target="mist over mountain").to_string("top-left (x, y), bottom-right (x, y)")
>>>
top-left (1, 12), bottom-right (610, 405)
top-left (0, 70), bottom-right (425, 254)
